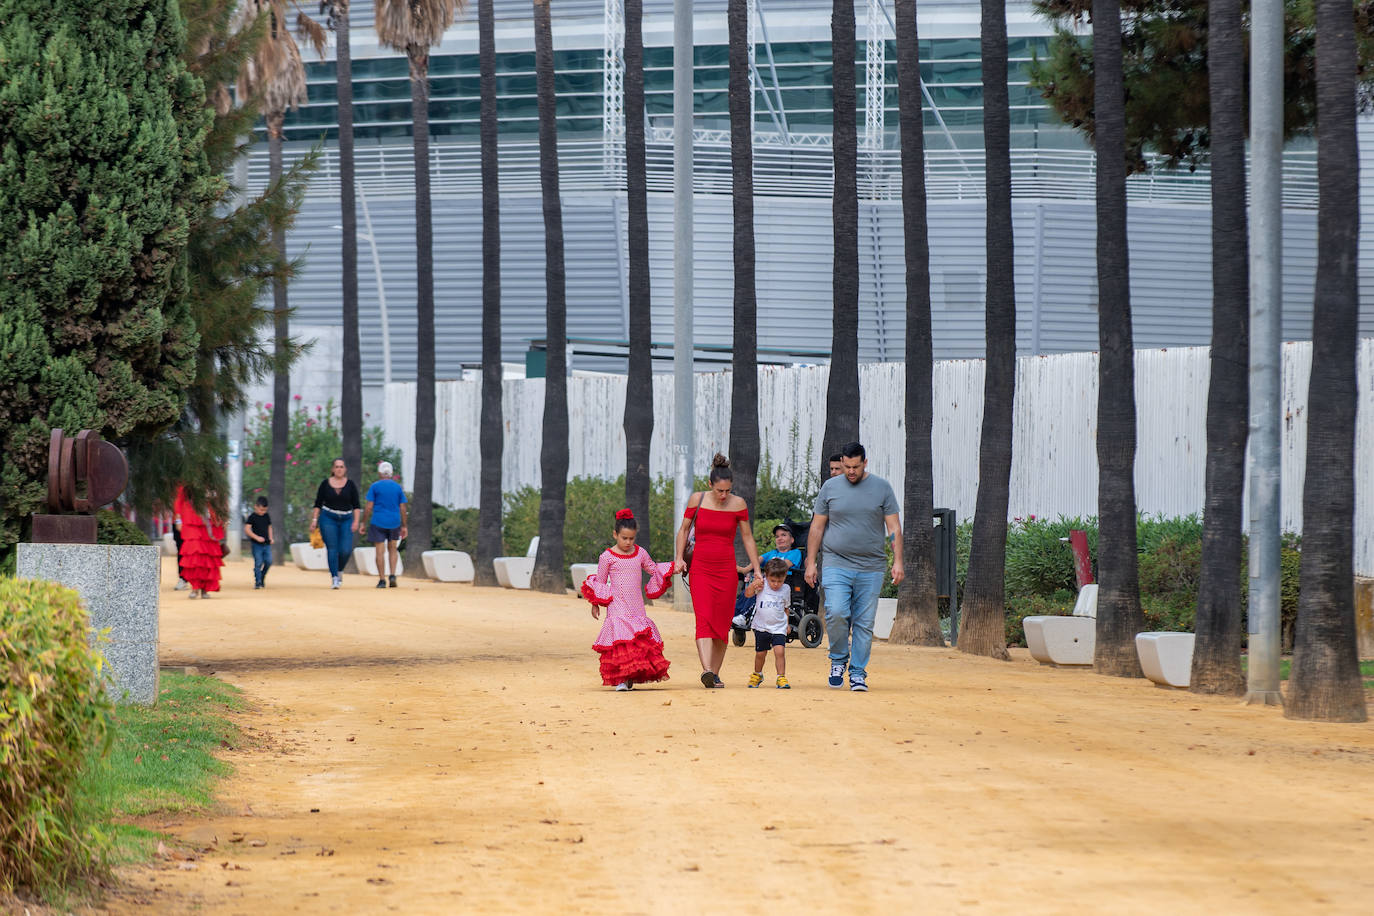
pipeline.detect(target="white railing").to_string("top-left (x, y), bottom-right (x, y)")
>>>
top-left (248, 135), bottom-right (1321, 207)
top-left (379, 340), bottom-right (1374, 576)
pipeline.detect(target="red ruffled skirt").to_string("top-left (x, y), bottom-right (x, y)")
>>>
top-left (595, 629), bottom-right (671, 687)
top-left (180, 528), bottom-right (223, 592)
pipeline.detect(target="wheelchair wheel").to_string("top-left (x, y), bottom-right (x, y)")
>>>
top-left (731, 627), bottom-right (746, 647)
top-left (798, 613), bottom-right (823, 649)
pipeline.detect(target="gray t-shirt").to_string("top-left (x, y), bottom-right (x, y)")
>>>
top-left (812, 472), bottom-right (899, 572)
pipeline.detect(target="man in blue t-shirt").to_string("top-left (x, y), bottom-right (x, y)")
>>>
top-left (363, 461), bottom-right (408, 588)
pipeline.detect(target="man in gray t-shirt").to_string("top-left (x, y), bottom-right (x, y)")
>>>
top-left (805, 442), bottom-right (904, 692)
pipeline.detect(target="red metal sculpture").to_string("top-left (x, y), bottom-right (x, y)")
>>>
top-left (31, 429), bottom-right (129, 544)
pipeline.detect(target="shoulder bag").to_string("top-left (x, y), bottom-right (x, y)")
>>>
top-left (682, 493), bottom-right (704, 580)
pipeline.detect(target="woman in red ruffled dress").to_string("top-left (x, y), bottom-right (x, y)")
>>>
top-left (173, 485), bottom-right (225, 598)
top-left (581, 510), bottom-right (678, 690)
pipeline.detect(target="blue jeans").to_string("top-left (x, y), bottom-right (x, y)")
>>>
top-left (318, 512), bottom-right (354, 578)
top-left (251, 541), bottom-right (272, 586)
top-left (820, 567), bottom-right (885, 680)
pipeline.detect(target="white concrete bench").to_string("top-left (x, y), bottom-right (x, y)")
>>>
top-left (493, 537), bottom-right (539, 589)
top-left (570, 562), bottom-right (598, 592)
top-left (290, 542), bottom-right (330, 571)
top-left (1023, 584), bottom-right (1098, 666)
top-left (423, 550), bottom-right (475, 582)
top-left (353, 547), bottom-right (404, 578)
top-left (1135, 632), bottom-right (1195, 688)
top-left (874, 597), bottom-right (897, 640)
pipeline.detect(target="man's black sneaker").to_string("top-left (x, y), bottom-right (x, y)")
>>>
top-left (376, 578), bottom-right (387, 589)
top-left (388, 575), bottom-right (397, 588)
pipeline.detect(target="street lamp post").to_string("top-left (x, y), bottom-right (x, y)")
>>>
top-left (335, 184), bottom-right (391, 388)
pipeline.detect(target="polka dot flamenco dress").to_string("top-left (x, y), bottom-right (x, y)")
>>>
top-left (581, 546), bottom-right (673, 687)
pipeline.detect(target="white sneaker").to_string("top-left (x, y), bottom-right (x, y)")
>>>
top-left (615, 682), bottom-right (631, 691)
top-left (731, 614), bottom-right (747, 629)
top-left (331, 576), bottom-right (341, 589)
top-left (174, 579), bottom-right (189, 591)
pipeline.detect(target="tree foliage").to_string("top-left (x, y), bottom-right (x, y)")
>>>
top-left (1027, 0), bottom-right (1374, 172)
top-left (0, 0), bottom-right (215, 559)
top-left (123, 0), bottom-right (318, 522)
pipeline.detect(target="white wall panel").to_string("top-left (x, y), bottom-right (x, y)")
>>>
top-left (381, 341), bottom-right (1374, 576)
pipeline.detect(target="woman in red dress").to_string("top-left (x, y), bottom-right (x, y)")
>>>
top-left (173, 485), bottom-right (224, 598)
top-left (674, 454), bottom-right (762, 688)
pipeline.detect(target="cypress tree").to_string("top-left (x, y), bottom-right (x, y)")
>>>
top-left (0, 0), bottom-right (215, 560)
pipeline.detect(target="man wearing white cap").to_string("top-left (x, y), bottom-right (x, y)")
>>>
top-left (363, 461), bottom-right (408, 588)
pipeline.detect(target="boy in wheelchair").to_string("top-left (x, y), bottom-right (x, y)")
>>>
top-left (732, 520), bottom-right (824, 648)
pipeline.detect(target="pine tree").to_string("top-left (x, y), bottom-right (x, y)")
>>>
top-left (0, 0), bottom-right (217, 559)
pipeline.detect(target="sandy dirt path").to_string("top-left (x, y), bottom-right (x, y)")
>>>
top-left (102, 556), bottom-right (1374, 914)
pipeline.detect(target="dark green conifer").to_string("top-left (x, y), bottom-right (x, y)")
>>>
top-left (0, 0), bottom-right (215, 558)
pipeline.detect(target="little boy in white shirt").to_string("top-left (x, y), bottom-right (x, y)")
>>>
top-left (745, 557), bottom-right (792, 689)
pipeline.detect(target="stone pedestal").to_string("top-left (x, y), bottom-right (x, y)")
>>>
top-left (17, 543), bottom-right (160, 705)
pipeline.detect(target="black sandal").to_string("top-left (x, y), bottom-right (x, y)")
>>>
top-left (700, 671), bottom-right (715, 689)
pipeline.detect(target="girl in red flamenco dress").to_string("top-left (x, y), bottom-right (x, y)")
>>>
top-left (173, 485), bottom-right (224, 598)
top-left (581, 510), bottom-right (679, 690)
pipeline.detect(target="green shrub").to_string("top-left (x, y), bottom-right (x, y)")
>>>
top-left (431, 505), bottom-right (480, 554)
top-left (1, 579), bottom-right (114, 893)
top-left (241, 399), bottom-right (401, 543)
top-left (1004, 591), bottom-right (1077, 647)
top-left (1003, 515), bottom-right (1097, 597)
top-left (1137, 530), bottom-right (1203, 632)
top-left (96, 511), bottom-right (150, 548)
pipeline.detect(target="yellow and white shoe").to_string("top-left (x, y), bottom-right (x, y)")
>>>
top-left (747, 672), bottom-right (764, 688)
top-left (776, 676), bottom-right (791, 690)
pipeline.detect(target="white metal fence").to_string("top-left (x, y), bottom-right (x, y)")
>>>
top-left (382, 340), bottom-right (1374, 575)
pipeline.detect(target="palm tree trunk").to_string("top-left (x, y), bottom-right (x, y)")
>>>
top-left (888, 0), bottom-right (941, 646)
top-left (268, 114), bottom-right (289, 567)
top-left (1189, 0), bottom-right (1247, 696)
top-left (405, 43), bottom-right (436, 572)
top-left (336, 1), bottom-right (363, 484)
top-left (475, 0), bottom-right (504, 586)
top-left (726, 0), bottom-right (759, 519)
top-left (623, 0), bottom-right (653, 548)
top-left (958, 0), bottom-right (1014, 661)
top-left (1091, 0), bottom-right (1145, 677)
top-left (1286, 0), bottom-right (1367, 722)
top-left (530, 0), bottom-right (569, 594)
top-left (822, 0), bottom-right (860, 481)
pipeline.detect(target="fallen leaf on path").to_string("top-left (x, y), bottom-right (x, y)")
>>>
top-left (249, 840), bottom-right (267, 847)
top-left (228, 834), bottom-right (245, 843)
top-left (317, 847), bottom-right (335, 857)
top-left (176, 863), bottom-right (197, 871)
top-left (366, 878), bottom-right (390, 885)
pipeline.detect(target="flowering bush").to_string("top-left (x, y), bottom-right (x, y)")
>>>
top-left (241, 400), bottom-right (401, 543)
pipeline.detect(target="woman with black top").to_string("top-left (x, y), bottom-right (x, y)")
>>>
top-left (310, 457), bottom-right (362, 588)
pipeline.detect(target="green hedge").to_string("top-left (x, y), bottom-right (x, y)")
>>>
top-left (96, 510), bottom-right (150, 547)
top-left (1, 579), bottom-right (113, 893)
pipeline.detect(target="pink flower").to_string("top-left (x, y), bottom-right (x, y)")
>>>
top-left (295, 443), bottom-right (302, 449)
top-left (316, 405), bottom-right (323, 411)
top-left (306, 419), bottom-right (314, 427)
top-left (293, 394), bottom-right (302, 400)
top-left (285, 453), bottom-right (293, 461)
top-left (290, 460), bottom-right (298, 465)
top-left (1028, 514), bottom-right (1037, 521)
top-left (264, 402), bottom-right (273, 410)
top-left (245, 460), bottom-right (254, 467)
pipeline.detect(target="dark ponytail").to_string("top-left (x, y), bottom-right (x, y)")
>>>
top-left (708, 453), bottom-right (732, 484)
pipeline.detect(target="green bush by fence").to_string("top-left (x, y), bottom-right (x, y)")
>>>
top-left (96, 510), bottom-right (150, 548)
top-left (1, 579), bottom-right (113, 894)
top-left (241, 400), bottom-right (401, 542)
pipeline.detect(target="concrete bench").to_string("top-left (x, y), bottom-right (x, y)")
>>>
top-left (423, 550), bottom-right (475, 582)
top-left (290, 542), bottom-right (330, 571)
top-left (1023, 584), bottom-right (1098, 667)
top-left (353, 547), bottom-right (404, 578)
top-left (1135, 632), bottom-right (1195, 688)
top-left (493, 536), bottom-right (539, 589)
top-left (570, 562), bottom-right (598, 592)
top-left (874, 597), bottom-right (897, 639)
